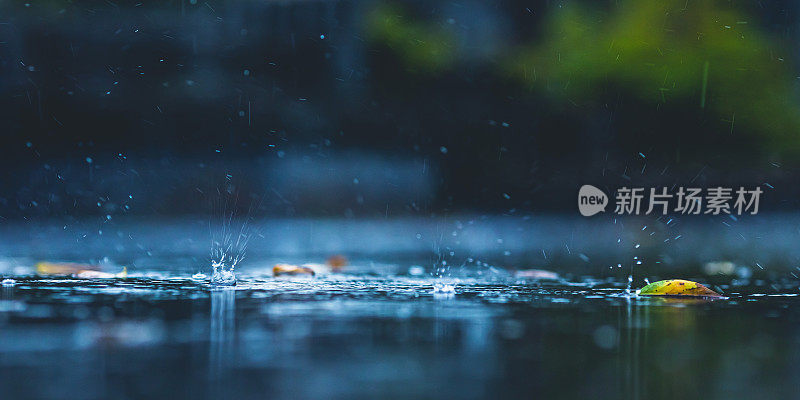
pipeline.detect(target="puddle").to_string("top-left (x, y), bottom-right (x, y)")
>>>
top-left (0, 257), bottom-right (798, 399)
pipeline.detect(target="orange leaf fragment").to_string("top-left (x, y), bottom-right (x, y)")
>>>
top-left (273, 264), bottom-right (315, 277)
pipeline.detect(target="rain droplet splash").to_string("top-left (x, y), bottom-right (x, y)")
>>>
top-left (432, 281), bottom-right (456, 294)
top-left (625, 274), bottom-right (633, 295)
top-left (208, 185), bottom-right (260, 286)
top-left (210, 260), bottom-right (236, 286)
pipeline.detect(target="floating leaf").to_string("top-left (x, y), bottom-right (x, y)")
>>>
top-left (77, 267), bottom-right (127, 279)
top-left (36, 262), bottom-right (126, 278)
top-left (36, 261), bottom-right (97, 275)
top-left (326, 255), bottom-right (348, 271)
top-left (273, 264), bottom-right (315, 277)
top-left (638, 279), bottom-right (722, 297)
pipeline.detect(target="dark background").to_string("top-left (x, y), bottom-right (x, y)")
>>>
top-left (3, 6), bottom-right (800, 400)
top-left (2, 0), bottom-right (800, 219)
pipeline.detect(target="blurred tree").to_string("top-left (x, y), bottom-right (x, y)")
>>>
top-left (368, 0), bottom-right (800, 155)
top-left (509, 0), bottom-right (800, 153)
top-left (366, 3), bottom-right (456, 73)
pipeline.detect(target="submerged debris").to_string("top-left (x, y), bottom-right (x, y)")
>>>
top-left (273, 264), bottom-right (316, 277)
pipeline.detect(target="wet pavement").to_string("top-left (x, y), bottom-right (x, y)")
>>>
top-left (1, 267), bottom-right (799, 399)
top-left (1, 216), bottom-right (799, 399)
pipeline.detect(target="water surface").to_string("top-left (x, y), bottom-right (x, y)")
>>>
top-left (1, 261), bottom-right (798, 399)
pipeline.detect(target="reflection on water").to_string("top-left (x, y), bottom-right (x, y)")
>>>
top-left (620, 297), bottom-right (647, 400)
top-left (0, 270), bottom-right (797, 399)
top-left (1, 284), bottom-right (12, 301)
top-left (209, 289), bottom-right (236, 398)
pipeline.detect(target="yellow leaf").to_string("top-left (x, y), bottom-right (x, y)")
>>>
top-left (638, 279), bottom-right (722, 297)
top-left (36, 262), bottom-right (126, 278)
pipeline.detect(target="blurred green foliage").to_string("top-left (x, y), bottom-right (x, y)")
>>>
top-left (368, 0), bottom-right (800, 152)
top-left (510, 0), bottom-right (800, 150)
top-left (366, 3), bottom-right (456, 73)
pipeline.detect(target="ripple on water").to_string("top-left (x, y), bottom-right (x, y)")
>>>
top-left (0, 269), bottom-right (795, 315)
